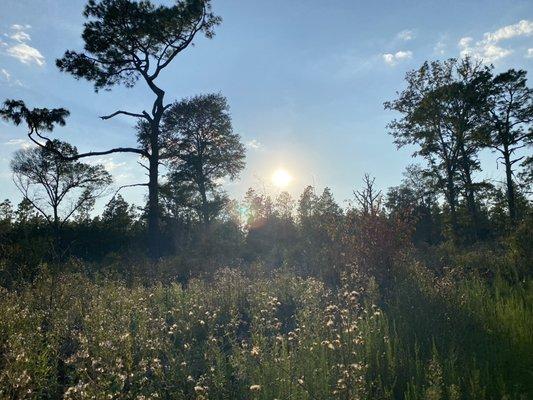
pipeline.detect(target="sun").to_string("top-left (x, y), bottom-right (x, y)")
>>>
top-left (272, 168), bottom-right (293, 188)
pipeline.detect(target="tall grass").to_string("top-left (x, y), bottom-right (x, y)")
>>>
top-left (0, 264), bottom-right (531, 399)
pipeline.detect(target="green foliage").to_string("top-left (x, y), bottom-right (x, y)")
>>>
top-left (0, 99), bottom-right (69, 134)
top-left (11, 140), bottom-right (112, 229)
top-left (56, 0), bottom-right (221, 91)
top-left (0, 262), bottom-right (530, 399)
top-left (162, 93), bottom-right (246, 224)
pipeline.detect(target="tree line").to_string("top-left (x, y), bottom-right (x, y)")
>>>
top-left (385, 58), bottom-right (532, 241)
top-left (0, 0), bottom-right (531, 280)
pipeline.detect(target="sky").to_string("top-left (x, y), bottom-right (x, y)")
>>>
top-left (0, 0), bottom-right (532, 212)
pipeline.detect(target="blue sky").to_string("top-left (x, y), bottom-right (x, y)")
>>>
top-left (1, 0), bottom-right (532, 211)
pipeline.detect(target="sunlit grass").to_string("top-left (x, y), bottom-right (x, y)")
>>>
top-left (0, 266), bottom-right (531, 399)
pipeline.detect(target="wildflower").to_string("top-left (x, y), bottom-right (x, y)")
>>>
top-left (250, 346), bottom-right (260, 356)
top-left (194, 386), bottom-right (205, 394)
top-left (250, 384), bottom-right (261, 392)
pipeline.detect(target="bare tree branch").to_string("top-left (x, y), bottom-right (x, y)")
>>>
top-left (27, 131), bottom-right (149, 159)
top-left (100, 110), bottom-right (147, 120)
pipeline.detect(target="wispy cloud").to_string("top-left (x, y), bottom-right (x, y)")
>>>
top-left (246, 139), bottom-right (262, 150)
top-left (4, 139), bottom-right (33, 150)
top-left (382, 50), bottom-right (412, 66)
top-left (2, 24), bottom-right (45, 67)
top-left (459, 37), bottom-right (512, 62)
top-left (397, 29), bottom-right (415, 41)
top-left (433, 34), bottom-right (449, 55)
top-left (458, 20), bottom-right (533, 62)
top-left (526, 48), bottom-right (533, 59)
top-left (0, 68), bottom-right (24, 87)
top-left (0, 68), bottom-right (10, 81)
top-left (10, 24), bottom-right (32, 31)
top-left (88, 157), bottom-right (127, 172)
top-left (10, 30), bottom-right (31, 43)
top-left (484, 20), bottom-right (533, 42)
top-left (7, 43), bottom-right (45, 66)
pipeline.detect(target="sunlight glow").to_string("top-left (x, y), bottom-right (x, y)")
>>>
top-left (271, 168), bottom-right (293, 188)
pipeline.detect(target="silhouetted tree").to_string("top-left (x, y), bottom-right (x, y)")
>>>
top-left (274, 191), bottom-right (295, 221)
top-left (296, 186), bottom-right (344, 280)
top-left (386, 166), bottom-right (442, 244)
top-left (163, 94), bottom-right (245, 225)
top-left (440, 59), bottom-right (492, 238)
top-left (73, 196), bottom-right (95, 224)
top-left (0, 200), bottom-right (13, 245)
top-left (0, 100), bottom-right (69, 146)
top-left (297, 186), bottom-right (318, 225)
top-left (354, 174), bottom-right (382, 216)
top-left (0, 200), bottom-right (14, 225)
top-left (160, 180), bottom-right (198, 223)
top-left (3, 0), bottom-right (221, 256)
top-left (11, 140), bottom-right (111, 248)
top-left (385, 58), bottom-right (491, 240)
top-left (102, 194), bottom-right (135, 228)
top-left (244, 188), bottom-right (273, 229)
top-left (483, 69), bottom-right (532, 223)
top-left (518, 156), bottom-right (533, 195)
top-left (15, 198), bottom-right (40, 226)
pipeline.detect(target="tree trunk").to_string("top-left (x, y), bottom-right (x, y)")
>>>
top-left (147, 152), bottom-right (160, 258)
top-left (52, 205), bottom-right (61, 260)
top-left (198, 179), bottom-right (209, 225)
top-left (503, 146), bottom-right (516, 224)
top-left (462, 166), bottom-right (479, 239)
top-left (445, 165), bottom-right (459, 242)
top-left (447, 184), bottom-right (459, 241)
top-left (146, 86), bottom-right (165, 258)
top-left (458, 143), bottom-right (480, 240)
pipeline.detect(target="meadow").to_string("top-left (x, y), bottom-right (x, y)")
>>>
top-left (0, 255), bottom-right (531, 400)
top-left (0, 1), bottom-right (532, 399)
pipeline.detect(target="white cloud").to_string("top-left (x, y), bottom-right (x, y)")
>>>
top-left (397, 29), bottom-right (414, 41)
top-left (114, 173), bottom-right (134, 184)
top-left (10, 31), bottom-right (31, 42)
top-left (4, 139), bottom-right (33, 150)
top-left (526, 48), bottom-right (533, 59)
top-left (433, 35), bottom-right (448, 55)
top-left (484, 20), bottom-right (533, 42)
top-left (434, 41), bottom-right (446, 55)
top-left (88, 157), bottom-right (126, 172)
top-left (1, 68), bottom-right (10, 81)
top-left (1, 24), bottom-right (45, 67)
top-left (6, 43), bottom-right (45, 66)
top-left (246, 139), bottom-right (262, 150)
top-left (458, 20), bottom-right (533, 62)
top-left (382, 50), bottom-right (412, 66)
top-left (11, 24), bottom-right (31, 31)
top-left (0, 68), bottom-right (23, 87)
top-left (458, 36), bottom-right (511, 62)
